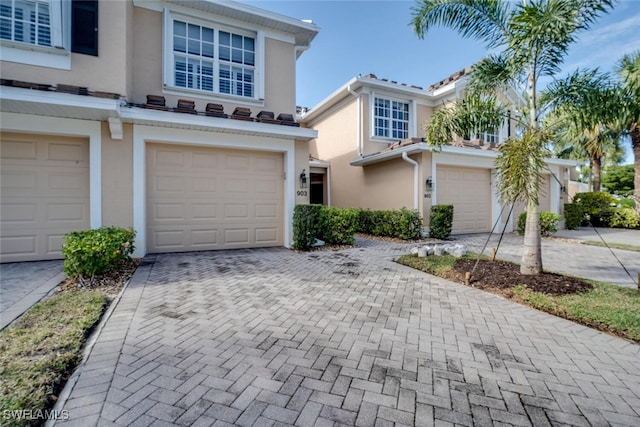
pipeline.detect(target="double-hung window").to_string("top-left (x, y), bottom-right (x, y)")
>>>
top-left (480, 129), bottom-right (498, 144)
top-left (374, 97), bottom-right (409, 139)
top-left (1, 0), bottom-right (53, 47)
top-left (170, 15), bottom-right (256, 99)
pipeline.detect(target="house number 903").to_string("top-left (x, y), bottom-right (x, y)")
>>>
top-left (297, 190), bottom-right (308, 196)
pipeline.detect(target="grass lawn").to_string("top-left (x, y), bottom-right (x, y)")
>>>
top-left (0, 290), bottom-right (107, 425)
top-left (396, 254), bottom-right (640, 343)
top-left (583, 240), bottom-right (640, 252)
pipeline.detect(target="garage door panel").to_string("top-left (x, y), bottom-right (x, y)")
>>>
top-left (192, 152), bottom-right (218, 168)
top-left (154, 203), bottom-right (185, 220)
top-left (192, 204), bottom-right (218, 220)
top-left (225, 204), bottom-right (249, 219)
top-left (1, 139), bottom-right (37, 159)
top-left (191, 229), bottom-right (217, 246)
top-left (47, 142), bottom-right (86, 162)
top-left (47, 203), bottom-right (87, 222)
top-left (255, 227), bottom-right (278, 243)
top-left (147, 144), bottom-right (283, 253)
top-left (1, 134), bottom-right (89, 262)
top-left (225, 229), bottom-right (250, 244)
top-left (437, 166), bottom-right (491, 234)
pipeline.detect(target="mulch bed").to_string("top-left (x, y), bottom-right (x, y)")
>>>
top-left (452, 259), bottom-right (593, 296)
top-left (58, 258), bottom-right (140, 300)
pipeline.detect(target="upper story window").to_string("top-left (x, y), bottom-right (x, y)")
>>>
top-left (168, 14), bottom-right (257, 99)
top-left (374, 97), bottom-right (409, 139)
top-left (479, 129), bottom-right (497, 144)
top-left (1, 0), bottom-right (52, 47)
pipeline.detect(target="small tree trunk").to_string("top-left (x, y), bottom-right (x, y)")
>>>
top-left (521, 198), bottom-right (543, 275)
top-left (592, 155), bottom-right (602, 192)
top-left (633, 128), bottom-right (640, 217)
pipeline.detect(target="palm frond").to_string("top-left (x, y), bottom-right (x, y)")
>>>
top-left (411, 0), bottom-right (510, 47)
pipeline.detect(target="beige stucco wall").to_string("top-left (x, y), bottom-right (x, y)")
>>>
top-left (309, 95), bottom-right (416, 210)
top-left (101, 123), bottom-right (133, 228)
top-left (416, 104), bottom-right (433, 139)
top-left (294, 140), bottom-right (310, 205)
top-left (0, 1), bottom-right (131, 96)
top-left (130, 7), bottom-right (296, 115)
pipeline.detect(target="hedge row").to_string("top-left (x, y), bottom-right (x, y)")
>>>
top-left (517, 211), bottom-right (561, 236)
top-left (293, 205), bottom-right (424, 251)
top-left (566, 192), bottom-right (639, 229)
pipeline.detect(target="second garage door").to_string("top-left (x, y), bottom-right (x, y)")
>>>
top-left (1, 133), bottom-right (90, 262)
top-left (146, 144), bottom-right (284, 253)
top-left (436, 166), bottom-right (491, 234)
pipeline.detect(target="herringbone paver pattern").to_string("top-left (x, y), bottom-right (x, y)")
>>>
top-left (55, 240), bottom-right (640, 426)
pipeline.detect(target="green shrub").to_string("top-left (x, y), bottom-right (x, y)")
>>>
top-left (564, 203), bottom-right (582, 230)
top-left (319, 207), bottom-right (358, 245)
top-left (62, 227), bottom-right (136, 281)
top-left (517, 211), bottom-right (561, 236)
top-left (573, 192), bottom-right (615, 225)
top-left (609, 208), bottom-right (640, 229)
top-left (357, 208), bottom-right (423, 240)
top-left (429, 205), bottom-right (454, 239)
top-left (293, 204), bottom-right (323, 250)
top-left (397, 208), bottom-right (423, 240)
top-left (618, 198), bottom-right (636, 209)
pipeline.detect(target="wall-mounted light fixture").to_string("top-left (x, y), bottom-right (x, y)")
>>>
top-left (425, 176), bottom-right (433, 191)
top-left (299, 169), bottom-right (307, 188)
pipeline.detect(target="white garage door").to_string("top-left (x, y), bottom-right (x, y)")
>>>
top-left (146, 143), bottom-right (284, 253)
top-left (1, 133), bottom-right (90, 262)
top-left (436, 166), bottom-right (491, 234)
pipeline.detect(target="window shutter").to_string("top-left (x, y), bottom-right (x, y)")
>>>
top-left (72, 0), bottom-right (98, 56)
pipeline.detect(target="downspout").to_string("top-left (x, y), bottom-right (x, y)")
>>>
top-left (347, 84), bottom-right (362, 156)
top-left (401, 152), bottom-right (419, 211)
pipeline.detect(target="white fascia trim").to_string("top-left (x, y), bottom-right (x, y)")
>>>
top-left (544, 158), bottom-right (580, 167)
top-left (120, 107), bottom-right (317, 141)
top-left (310, 159), bottom-right (330, 168)
top-left (350, 143), bottom-right (430, 166)
top-left (0, 85), bottom-right (121, 114)
top-left (132, 124), bottom-right (296, 257)
top-left (440, 145), bottom-right (499, 159)
top-left (1, 112), bottom-right (102, 229)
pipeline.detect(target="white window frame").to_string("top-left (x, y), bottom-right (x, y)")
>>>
top-left (0, 0), bottom-right (70, 69)
top-left (371, 94), bottom-right (410, 141)
top-left (163, 9), bottom-right (264, 103)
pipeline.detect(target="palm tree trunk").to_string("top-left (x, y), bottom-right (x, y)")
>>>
top-left (633, 127), bottom-right (640, 217)
top-left (591, 155), bottom-right (602, 192)
top-left (521, 198), bottom-right (543, 274)
top-left (520, 70), bottom-right (543, 275)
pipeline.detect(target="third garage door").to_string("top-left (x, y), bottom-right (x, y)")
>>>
top-left (436, 166), bottom-right (491, 234)
top-left (146, 144), bottom-right (284, 253)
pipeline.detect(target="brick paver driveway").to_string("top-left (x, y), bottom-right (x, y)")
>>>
top-left (56, 239), bottom-right (640, 426)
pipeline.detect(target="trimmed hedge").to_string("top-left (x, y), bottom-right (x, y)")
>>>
top-left (608, 207), bottom-right (640, 229)
top-left (292, 204), bottom-right (324, 250)
top-left (429, 205), bottom-right (454, 239)
top-left (517, 211), bottom-right (561, 236)
top-left (564, 203), bottom-right (582, 230)
top-left (292, 205), bottom-right (424, 251)
top-left (357, 208), bottom-right (422, 240)
top-left (320, 207), bottom-right (359, 245)
top-left (572, 192), bottom-right (615, 226)
top-left (62, 227), bottom-right (136, 280)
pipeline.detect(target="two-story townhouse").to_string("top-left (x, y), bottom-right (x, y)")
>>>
top-left (0, 0), bottom-right (319, 262)
top-left (301, 70), bottom-right (575, 234)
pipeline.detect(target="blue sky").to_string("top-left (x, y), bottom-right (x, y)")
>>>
top-left (244, 0), bottom-right (640, 108)
top-left (244, 0), bottom-right (640, 162)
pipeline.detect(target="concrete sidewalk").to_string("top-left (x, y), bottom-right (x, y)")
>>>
top-left (553, 227), bottom-right (640, 246)
top-left (0, 260), bottom-right (64, 330)
top-left (454, 232), bottom-right (640, 288)
top-left (53, 240), bottom-right (640, 426)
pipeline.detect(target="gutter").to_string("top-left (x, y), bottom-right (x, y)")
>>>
top-left (347, 84), bottom-right (362, 156)
top-left (401, 152), bottom-right (420, 211)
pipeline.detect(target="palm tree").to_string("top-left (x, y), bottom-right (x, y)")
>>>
top-left (617, 52), bottom-right (640, 215)
top-left (544, 69), bottom-right (622, 192)
top-left (411, 0), bottom-right (614, 274)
